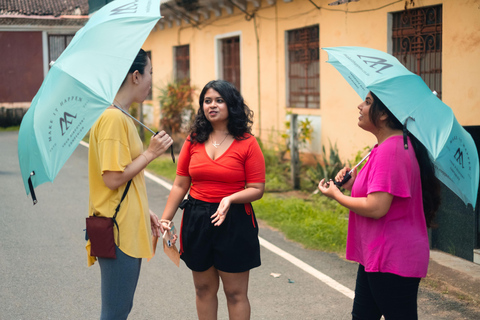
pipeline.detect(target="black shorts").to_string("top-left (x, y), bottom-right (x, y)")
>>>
top-left (179, 195), bottom-right (261, 273)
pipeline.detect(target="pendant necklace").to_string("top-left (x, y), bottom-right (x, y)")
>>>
top-left (212, 133), bottom-right (229, 148)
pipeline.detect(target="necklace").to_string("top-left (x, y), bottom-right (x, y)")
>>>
top-left (212, 133), bottom-right (229, 148)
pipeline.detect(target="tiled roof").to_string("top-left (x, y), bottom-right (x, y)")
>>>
top-left (0, 17), bottom-right (87, 26)
top-left (0, 0), bottom-right (89, 17)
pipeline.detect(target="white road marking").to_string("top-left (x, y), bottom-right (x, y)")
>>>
top-left (259, 237), bottom-right (354, 299)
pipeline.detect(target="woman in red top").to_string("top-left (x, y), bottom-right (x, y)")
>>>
top-left (161, 80), bottom-right (265, 320)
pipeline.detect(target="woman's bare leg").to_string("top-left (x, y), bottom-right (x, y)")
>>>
top-left (219, 270), bottom-right (250, 320)
top-left (192, 266), bottom-right (220, 320)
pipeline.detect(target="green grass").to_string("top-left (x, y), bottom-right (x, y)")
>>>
top-left (146, 156), bottom-right (177, 182)
top-left (0, 126), bottom-right (20, 131)
top-left (254, 194), bottom-right (349, 253)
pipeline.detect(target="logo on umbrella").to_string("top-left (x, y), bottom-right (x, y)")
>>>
top-left (454, 148), bottom-right (464, 169)
top-left (358, 55), bottom-right (393, 74)
top-left (60, 112), bottom-right (77, 136)
top-left (111, 1), bottom-right (139, 15)
top-left (448, 135), bottom-right (472, 179)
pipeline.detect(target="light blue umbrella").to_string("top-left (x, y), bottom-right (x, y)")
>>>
top-left (18, 0), bottom-right (162, 204)
top-left (323, 46), bottom-right (479, 208)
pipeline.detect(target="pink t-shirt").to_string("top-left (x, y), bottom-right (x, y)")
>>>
top-left (346, 135), bottom-right (429, 278)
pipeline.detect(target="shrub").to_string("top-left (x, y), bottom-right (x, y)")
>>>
top-left (305, 140), bottom-right (345, 186)
top-left (158, 79), bottom-right (195, 151)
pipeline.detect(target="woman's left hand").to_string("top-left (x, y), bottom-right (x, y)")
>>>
top-left (149, 209), bottom-right (161, 237)
top-left (318, 179), bottom-right (342, 200)
top-left (211, 197), bottom-right (231, 226)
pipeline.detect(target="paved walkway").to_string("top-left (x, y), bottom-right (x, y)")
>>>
top-left (427, 250), bottom-right (480, 306)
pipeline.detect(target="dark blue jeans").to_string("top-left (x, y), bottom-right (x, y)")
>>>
top-left (98, 245), bottom-right (142, 320)
top-left (352, 264), bottom-right (421, 320)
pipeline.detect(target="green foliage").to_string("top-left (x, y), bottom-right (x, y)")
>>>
top-left (254, 194), bottom-right (348, 252)
top-left (305, 140), bottom-right (345, 185)
top-left (158, 79), bottom-right (195, 135)
top-left (257, 138), bottom-right (291, 192)
top-left (281, 114), bottom-right (314, 151)
top-left (0, 125), bottom-right (19, 132)
top-left (298, 117), bottom-right (314, 146)
top-left (348, 146), bottom-right (371, 172)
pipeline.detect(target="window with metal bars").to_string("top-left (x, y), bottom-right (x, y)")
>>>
top-left (48, 34), bottom-right (74, 65)
top-left (221, 36), bottom-right (241, 91)
top-left (287, 25), bottom-right (320, 109)
top-left (391, 5), bottom-right (442, 98)
top-left (174, 45), bottom-right (190, 82)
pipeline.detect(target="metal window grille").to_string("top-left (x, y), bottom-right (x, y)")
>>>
top-left (175, 45), bottom-right (190, 82)
top-left (221, 37), bottom-right (241, 91)
top-left (287, 25), bottom-right (320, 109)
top-left (392, 5), bottom-right (442, 98)
top-left (48, 34), bottom-right (74, 65)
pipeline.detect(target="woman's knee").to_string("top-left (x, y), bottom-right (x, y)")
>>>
top-left (193, 267), bottom-right (220, 299)
top-left (195, 282), bottom-right (219, 299)
top-left (223, 286), bottom-right (248, 305)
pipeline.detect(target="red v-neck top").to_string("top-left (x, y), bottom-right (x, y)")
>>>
top-left (176, 134), bottom-right (266, 203)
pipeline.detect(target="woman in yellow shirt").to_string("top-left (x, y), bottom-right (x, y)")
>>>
top-left (87, 49), bottom-right (173, 320)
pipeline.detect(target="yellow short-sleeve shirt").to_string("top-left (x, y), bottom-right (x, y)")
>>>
top-left (87, 108), bottom-right (152, 265)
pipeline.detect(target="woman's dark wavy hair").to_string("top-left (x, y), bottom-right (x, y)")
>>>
top-left (189, 80), bottom-right (254, 143)
top-left (369, 92), bottom-right (441, 228)
top-left (121, 49), bottom-right (148, 86)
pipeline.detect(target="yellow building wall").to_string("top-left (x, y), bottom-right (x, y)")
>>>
top-left (143, 0), bottom-right (480, 162)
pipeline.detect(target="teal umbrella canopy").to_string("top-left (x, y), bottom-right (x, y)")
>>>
top-left (18, 0), bottom-right (161, 204)
top-left (323, 46), bottom-right (479, 208)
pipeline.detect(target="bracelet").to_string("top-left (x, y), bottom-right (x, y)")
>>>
top-left (140, 153), bottom-right (150, 164)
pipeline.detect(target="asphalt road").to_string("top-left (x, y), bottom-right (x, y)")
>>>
top-left (2, 130), bottom-right (480, 319)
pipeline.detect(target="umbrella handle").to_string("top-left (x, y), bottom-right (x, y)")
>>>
top-left (334, 172), bottom-right (351, 188)
top-left (154, 131), bottom-right (175, 163)
top-left (28, 171), bottom-right (38, 205)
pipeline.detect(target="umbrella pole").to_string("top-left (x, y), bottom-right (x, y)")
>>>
top-left (113, 105), bottom-right (175, 163)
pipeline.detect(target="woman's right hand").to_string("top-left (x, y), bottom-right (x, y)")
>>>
top-left (159, 220), bottom-right (177, 246)
top-left (335, 166), bottom-right (357, 190)
top-left (145, 130), bottom-right (173, 160)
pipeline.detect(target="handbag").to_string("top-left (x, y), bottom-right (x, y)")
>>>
top-left (86, 180), bottom-right (132, 259)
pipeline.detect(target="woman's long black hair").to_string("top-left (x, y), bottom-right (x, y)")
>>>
top-left (189, 80), bottom-right (254, 143)
top-left (369, 92), bottom-right (441, 228)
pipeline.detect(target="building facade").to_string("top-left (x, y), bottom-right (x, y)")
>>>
top-left (144, 0), bottom-right (480, 261)
top-left (0, 0), bottom-right (88, 113)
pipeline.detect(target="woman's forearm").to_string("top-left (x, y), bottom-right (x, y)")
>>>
top-left (161, 176), bottom-right (191, 221)
top-left (335, 192), bottom-right (393, 219)
top-left (102, 152), bottom-right (152, 190)
top-left (228, 183), bottom-right (265, 204)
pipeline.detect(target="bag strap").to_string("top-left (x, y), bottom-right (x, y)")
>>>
top-left (112, 179), bottom-right (132, 246)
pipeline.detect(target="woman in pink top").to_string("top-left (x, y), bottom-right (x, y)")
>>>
top-left (318, 91), bottom-right (441, 320)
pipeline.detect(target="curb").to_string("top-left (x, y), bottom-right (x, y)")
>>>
top-left (426, 250), bottom-right (480, 305)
